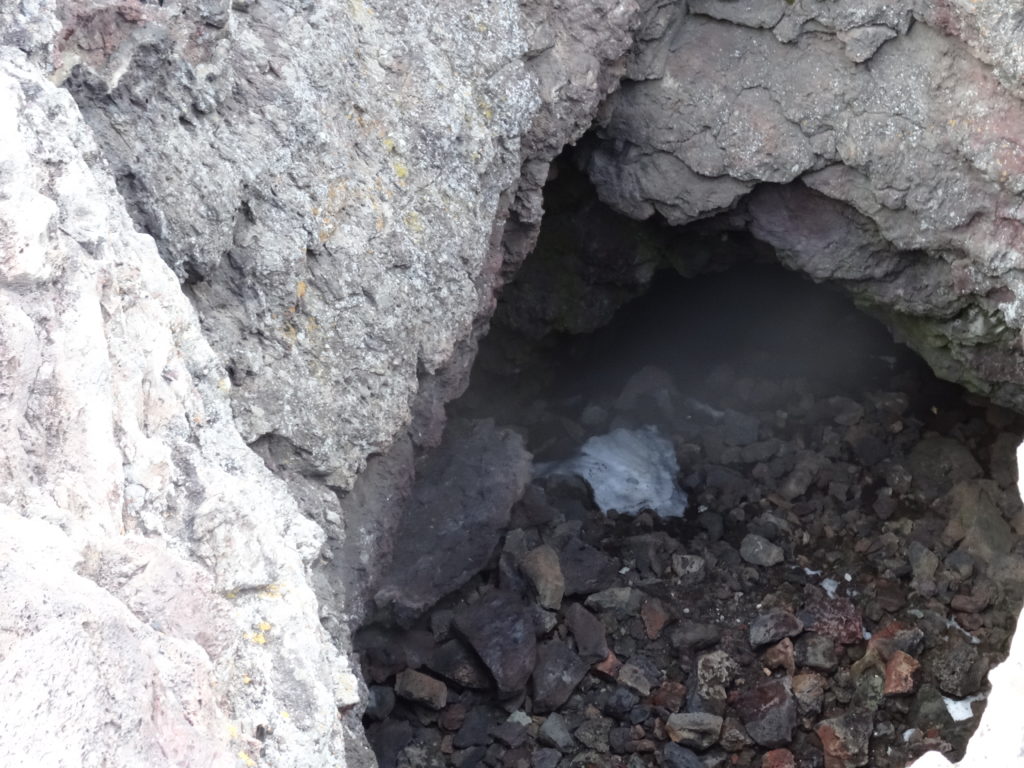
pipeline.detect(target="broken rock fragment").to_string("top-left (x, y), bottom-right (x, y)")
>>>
top-left (749, 609), bottom-right (804, 647)
top-left (453, 590), bottom-right (536, 695)
top-left (531, 640), bottom-right (589, 712)
top-left (816, 712), bottom-right (873, 768)
top-left (374, 420), bottom-right (532, 624)
top-left (520, 544), bottom-right (565, 610)
top-left (564, 602), bottom-right (610, 664)
top-left (733, 678), bottom-right (797, 748)
top-left (740, 533), bottom-right (784, 566)
top-left (665, 712), bottom-right (723, 750)
top-left (394, 668), bottom-right (448, 710)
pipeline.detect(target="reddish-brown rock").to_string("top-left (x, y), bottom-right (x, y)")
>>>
top-left (883, 650), bottom-right (920, 695)
top-left (762, 748), bottom-right (797, 768)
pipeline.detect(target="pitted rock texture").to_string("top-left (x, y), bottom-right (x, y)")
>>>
top-left (583, 6), bottom-right (1024, 411)
top-left (51, 0), bottom-right (642, 494)
top-left (0, 50), bottom-right (357, 767)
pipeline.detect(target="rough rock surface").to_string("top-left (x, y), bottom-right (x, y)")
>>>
top-left (2, 0), bottom-right (641, 765)
top-left (9, 0), bottom-right (1024, 766)
top-left (373, 419), bottom-right (532, 625)
top-left (583, 5), bottom-right (1024, 411)
top-left (0, 51), bottom-right (357, 767)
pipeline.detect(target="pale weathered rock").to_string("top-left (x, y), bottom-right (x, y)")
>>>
top-left (520, 544), bottom-right (566, 611)
top-left (0, 51), bottom-right (357, 768)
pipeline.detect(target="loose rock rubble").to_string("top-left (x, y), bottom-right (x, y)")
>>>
top-left (358, 275), bottom-right (1024, 768)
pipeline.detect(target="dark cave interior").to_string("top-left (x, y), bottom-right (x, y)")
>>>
top-left (356, 157), bottom-right (1024, 768)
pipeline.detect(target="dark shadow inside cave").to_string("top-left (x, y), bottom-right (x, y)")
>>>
top-left (355, 155), bottom-right (1024, 768)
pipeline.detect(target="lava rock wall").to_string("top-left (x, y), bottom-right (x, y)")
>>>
top-left (581, 1), bottom-right (1024, 410)
top-left (5, 0), bottom-right (1024, 766)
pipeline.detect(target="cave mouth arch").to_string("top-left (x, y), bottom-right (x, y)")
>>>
top-left (355, 157), bottom-right (1024, 768)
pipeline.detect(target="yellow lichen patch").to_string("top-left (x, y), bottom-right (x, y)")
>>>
top-left (296, 281), bottom-right (307, 300)
top-left (383, 137), bottom-right (396, 152)
top-left (218, 377), bottom-right (231, 392)
top-left (258, 621), bottom-right (272, 632)
top-left (228, 723), bottom-right (240, 739)
top-left (280, 711), bottom-right (291, 720)
top-left (239, 751), bottom-right (257, 767)
top-left (242, 675), bottom-right (252, 685)
top-left (393, 161), bottom-right (409, 180)
top-left (244, 631), bottom-right (267, 645)
top-left (403, 211), bottom-right (424, 232)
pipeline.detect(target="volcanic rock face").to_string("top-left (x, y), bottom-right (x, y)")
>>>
top-left (6, 0), bottom-right (1024, 767)
top-left (0, 51), bottom-right (357, 767)
top-left (582, 5), bottom-right (1024, 410)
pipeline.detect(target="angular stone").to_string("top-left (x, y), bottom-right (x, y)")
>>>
top-left (560, 537), bottom-right (618, 596)
top-left (733, 678), bottom-right (797, 748)
top-left (799, 591), bottom-right (863, 645)
top-left (696, 650), bottom-right (739, 703)
top-left (670, 621), bottom-right (722, 651)
top-left (749, 609), bottom-right (803, 647)
top-left (795, 633), bottom-right (837, 672)
top-left (394, 668), bottom-right (448, 710)
top-left (531, 748), bottom-right (561, 768)
top-left (428, 639), bottom-right (493, 689)
top-left (740, 534), bottom-right (784, 567)
top-left (531, 640), bottom-right (589, 713)
top-left (585, 587), bottom-right (642, 613)
top-left (490, 720), bottom-right (528, 749)
top-left (816, 712), bottom-right (873, 768)
top-left (574, 716), bottom-right (613, 752)
top-left (866, 621), bottom-right (924, 659)
top-left (453, 708), bottom-right (496, 749)
top-left (538, 713), bottom-right (575, 752)
top-left (932, 641), bottom-right (986, 698)
top-left (671, 554), bottom-right (707, 584)
top-left (365, 685), bottom-right (396, 721)
top-left (883, 650), bottom-right (920, 695)
top-left (941, 480), bottom-right (1015, 567)
top-left (641, 597), bottom-right (672, 639)
top-left (617, 662), bottom-right (655, 696)
top-left (593, 651), bottom-right (624, 680)
top-left (662, 743), bottom-right (703, 768)
top-left (375, 421), bottom-right (531, 624)
top-left (792, 672), bottom-right (826, 717)
top-left (909, 437), bottom-right (982, 502)
top-left (651, 681), bottom-right (688, 713)
top-left (564, 602), bottom-right (610, 664)
top-left (453, 590), bottom-right (537, 695)
top-left (762, 748), bottom-right (797, 768)
top-left (763, 638), bottom-right (796, 676)
top-left (719, 716), bottom-right (753, 752)
top-left (520, 544), bottom-right (565, 610)
top-left (665, 712), bottom-right (723, 750)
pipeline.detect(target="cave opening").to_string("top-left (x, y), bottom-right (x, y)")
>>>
top-left (355, 157), bottom-right (1024, 768)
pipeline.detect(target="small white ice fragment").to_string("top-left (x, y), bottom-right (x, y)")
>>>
top-left (803, 567), bottom-right (822, 576)
top-left (863, 629), bottom-right (872, 640)
top-left (820, 578), bottom-right (840, 598)
top-left (618, 566), bottom-right (630, 575)
top-left (844, 573), bottom-right (852, 582)
top-left (943, 693), bottom-right (985, 722)
top-left (901, 728), bottom-right (918, 743)
top-left (537, 426), bottom-right (688, 517)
